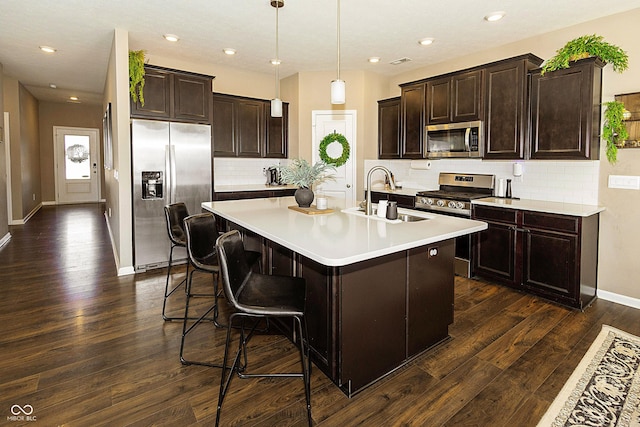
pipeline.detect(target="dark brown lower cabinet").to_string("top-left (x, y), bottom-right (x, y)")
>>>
top-left (211, 188), bottom-right (295, 201)
top-left (370, 191), bottom-right (415, 209)
top-left (472, 205), bottom-right (599, 309)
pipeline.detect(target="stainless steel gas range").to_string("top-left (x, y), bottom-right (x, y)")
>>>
top-left (414, 172), bottom-right (495, 277)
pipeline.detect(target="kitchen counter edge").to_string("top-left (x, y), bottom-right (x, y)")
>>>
top-left (472, 197), bottom-right (605, 217)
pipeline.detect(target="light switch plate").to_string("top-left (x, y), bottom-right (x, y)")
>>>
top-left (608, 175), bottom-right (640, 190)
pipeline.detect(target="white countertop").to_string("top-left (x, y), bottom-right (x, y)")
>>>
top-left (472, 197), bottom-right (605, 217)
top-left (214, 184), bottom-right (297, 192)
top-left (202, 197), bottom-right (487, 267)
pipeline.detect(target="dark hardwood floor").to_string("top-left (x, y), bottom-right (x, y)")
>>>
top-left (1, 204), bottom-right (638, 426)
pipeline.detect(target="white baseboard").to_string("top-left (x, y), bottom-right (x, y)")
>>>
top-left (42, 200), bottom-right (56, 206)
top-left (21, 203), bottom-right (42, 224)
top-left (0, 232), bottom-right (11, 249)
top-left (598, 290), bottom-right (640, 310)
top-left (103, 212), bottom-right (135, 277)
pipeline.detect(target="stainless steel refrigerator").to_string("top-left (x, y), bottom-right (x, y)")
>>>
top-left (131, 119), bottom-right (212, 272)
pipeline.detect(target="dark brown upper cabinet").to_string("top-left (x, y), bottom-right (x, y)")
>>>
top-left (400, 83), bottom-right (426, 159)
top-left (427, 70), bottom-right (483, 124)
top-left (130, 65), bottom-right (212, 124)
top-left (529, 57), bottom-right (603, 160)
top-left (378, 97), bottom-right (401, 159)
top-left (483, 54), bottom-right (543, 160)
top-left (212, 93), bottom-right (288, 158)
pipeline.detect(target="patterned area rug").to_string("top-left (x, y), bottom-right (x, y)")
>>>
top-left (538, 325), bottom-right (640, 427)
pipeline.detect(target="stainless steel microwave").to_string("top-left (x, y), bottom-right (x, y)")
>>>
top-left (425, 121), bottom-right (483, 159)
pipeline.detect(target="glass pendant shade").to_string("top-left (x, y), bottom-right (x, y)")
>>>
top-left (271, 98), bottom-right (283, 117)
top-left (331, 79), bottom-right (345, 104)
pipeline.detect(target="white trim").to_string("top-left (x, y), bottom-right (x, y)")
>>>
top-left (597, 290), bottom-right (640, 310)
top-left (23, 203), bottom-right (42, 223)
top-left (42, 201), bottom-right (56, 206)
top-left (104, 211), bottom-right (135, 276)
top-left (4, 112), bottom-right (12, 224)
top-left (0, 232), bottom-right (11, 249)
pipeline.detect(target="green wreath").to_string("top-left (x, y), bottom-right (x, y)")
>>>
top-left (319, 132), bottom-right (350, 167)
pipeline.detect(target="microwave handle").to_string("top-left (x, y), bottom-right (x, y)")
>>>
top-left (464, 127), bottom-right (471, 151)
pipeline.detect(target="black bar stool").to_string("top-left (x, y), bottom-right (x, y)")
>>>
top-left (180, 214), bottom-right (262, 367)
top-left (162, 203), bottom-right (190, 321)
top-left (215, 230), bottom-right (312, 427)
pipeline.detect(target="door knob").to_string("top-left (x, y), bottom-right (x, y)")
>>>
top-left (346, 184), bottom-right (351, 188)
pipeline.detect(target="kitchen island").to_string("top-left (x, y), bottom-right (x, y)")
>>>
top-left (202, 197), bottom-right (487, 396)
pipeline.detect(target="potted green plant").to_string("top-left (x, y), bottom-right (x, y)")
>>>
top-left (602, 100), bottom-right (629, 164)
top-left (129, 50), bottom-right (146, 106)
top-left (541, 34), bottom-right (628, 75)
top-left (278, 159), bottom-right (335, 207)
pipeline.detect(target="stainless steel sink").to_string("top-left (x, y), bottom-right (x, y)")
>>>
top-left (398, 214), bottom-right (428, 222)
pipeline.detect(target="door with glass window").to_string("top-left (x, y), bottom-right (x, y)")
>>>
top-left (54, 127), bottom-right (100, 203)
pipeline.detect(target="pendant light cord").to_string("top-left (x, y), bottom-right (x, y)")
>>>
top-left (336, 0), bottom-right (341, 81)
top-left (275, 2), bottom-right (280, 98)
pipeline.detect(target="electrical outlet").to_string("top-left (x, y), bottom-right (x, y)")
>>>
top-left (32, 193), bottom-right (35, 201)
top-left (608, 175), bottom-right (640, 190)
top-left (108, 208), bottom-right (112, 217)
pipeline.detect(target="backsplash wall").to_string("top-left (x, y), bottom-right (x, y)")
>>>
top-left (214, 158), bottom-right (286, 187)
top-left (364, 159), bottom-right (600, 205)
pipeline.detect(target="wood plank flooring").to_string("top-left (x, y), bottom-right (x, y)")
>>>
top-left (1, 203), bottom-right (639, 426)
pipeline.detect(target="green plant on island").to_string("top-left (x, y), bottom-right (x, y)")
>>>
top-left (602, 101), bottom-right (629, 165)
top-left (277, 159), bottom-right (336, 189)
top-left (541, 34), bottom-right (628, 75)
top-left (129, 50), bottom-right (146, 106)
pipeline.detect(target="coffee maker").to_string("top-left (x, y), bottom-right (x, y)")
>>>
top-left (265, 166), bottom-right (281, 186)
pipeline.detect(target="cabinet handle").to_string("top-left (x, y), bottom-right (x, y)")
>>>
top-left (510, 226), bottom-right (530, 233)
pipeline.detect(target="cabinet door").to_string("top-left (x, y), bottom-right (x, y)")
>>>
top-left (452, 70), bottom-right (482, 122)
top-left (212, 95), bottom-right (236, 157)
top-left (267, 240), bottom-right (295, 276)
top-left (400, 83), bottom-right (425, 158)
top-left (236, 100), bottom-right (264, 157)
top-left (265, 102), bottom-right (288, 158)
top-left (426, 77), bottom-right (451, 124)
top-left (131, 67), bottom-right (172, 119)
top-left (378, 98), bottom-right (401, 159)
top-left (473, 222), bottom-right (518, 286)
top-left (407, 241), bottom-right (454, 357)
top-left (530, 58), bottom-right (602, 160)
top-left (521, 228), bottom-right (578, 304)
top-left (173, 73), bottom-right (211, 123)
top-left (484, 61), bottom-right (526, 159)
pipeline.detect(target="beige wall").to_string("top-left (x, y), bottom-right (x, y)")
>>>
top-left (0, 62), bottom-right (7, 239)
top-left (385, 8), bottom-right (640, 301)
top-left (18, 85), bottom-right (41, 218)
top-left (38, 102), bottom-right (104, 202)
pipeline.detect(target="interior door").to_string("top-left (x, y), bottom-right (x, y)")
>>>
top-left (312, 110), bottom-right (356, 206)
top-left (54, 127), bottom-right (100, 204)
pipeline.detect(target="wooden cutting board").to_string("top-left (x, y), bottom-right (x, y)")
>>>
top-left (288, 205), bottom-right (335, 215)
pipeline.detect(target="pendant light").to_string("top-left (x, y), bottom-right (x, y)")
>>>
top-left (331, 0), bottom-right (345, 104)
top-left (270, 0), bottom-right (284, 117)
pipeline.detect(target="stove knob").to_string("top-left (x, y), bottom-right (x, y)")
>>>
top-left (456, 201), bottom-right (465, 209)
top-left (436, 200), bottom-right (445, 207)
top-left (426, 198), bottom-right (434, 205)
top-left (448, 201), bottom-right (457, 208)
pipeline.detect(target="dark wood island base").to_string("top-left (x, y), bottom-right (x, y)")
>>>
top-left (226, 218), bottom-right (455, 396)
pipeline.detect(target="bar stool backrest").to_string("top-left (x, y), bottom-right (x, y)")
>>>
top-left (183, 213), bottom-right (219, 271)
top-left (216, 230), bottom-right (252, 309)
top-left (164, 203), bottom-right (189, 246)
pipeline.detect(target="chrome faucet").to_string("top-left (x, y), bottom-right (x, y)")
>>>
top-left (366, 166), bottom-right (396, 215)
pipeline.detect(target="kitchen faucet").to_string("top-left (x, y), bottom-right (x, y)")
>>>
top-left (366, 166), bottom-right (396, 216)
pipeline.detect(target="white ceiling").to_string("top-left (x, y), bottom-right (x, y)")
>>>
top-left (2, 0), bottom-right (640, 105)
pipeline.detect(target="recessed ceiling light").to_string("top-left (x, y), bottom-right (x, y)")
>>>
top-left (418, 38), bottom-right (434, 46)
top-left (270, 59), bottom-right (281, 65)
top-left (484, 12), bottom-right (506, 22)
top-left (39, 46), bottom-right (57, 53)
top-left (69, 96), bottom-right (79, 101)
top-left (223, 48), bottom-right (236, 55)
top-left (368, 57), bottom-right (381, 63)
top-left (163, 34), bottom-right (179, 42)
top-left (49, 83), bottom-right (57, 89)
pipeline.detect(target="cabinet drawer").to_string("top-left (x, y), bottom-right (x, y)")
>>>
top-left (522, 211), bottom-right (579, 234)
top-left (472, 205), bottom-right (516, 224)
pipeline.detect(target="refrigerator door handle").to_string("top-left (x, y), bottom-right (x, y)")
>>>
top-left (170, 145), bottom-right (177, 204)
top-left (165, 145), bottom-right (172, 204)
